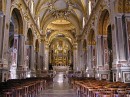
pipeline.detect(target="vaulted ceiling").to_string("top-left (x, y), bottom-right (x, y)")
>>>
top-left (33, 0), bottom-right (88, 46)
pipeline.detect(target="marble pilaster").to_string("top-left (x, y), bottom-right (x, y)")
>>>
top-left (44, 43), bottom-right (49, 70)
top-left (73, 47), bottom-right (78, 71)
top-left (115, 14), bottom-right (127, 62)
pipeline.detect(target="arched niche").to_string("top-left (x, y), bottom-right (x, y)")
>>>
top-left (25, 28), bottom-right (34, 70)
top-left (9, 8), bottom-right (23, 48)
top-left (8, 8), bottom-right (23, 79)
top-left (98, 9), bottom-right (109, 35)
top-left (27, 28), bottom-right (33, 45)
top-left (10, 8), bottom-right (23, 34)
top-left (88, 29), bottom-right (96, 67)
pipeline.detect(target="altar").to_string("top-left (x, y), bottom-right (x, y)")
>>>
top-left (53, 66), bottom-right (69, 72)
top-left (53, 66), bottom-right (69, 83)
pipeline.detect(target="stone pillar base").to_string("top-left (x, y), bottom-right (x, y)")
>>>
top-left (86, 69), bottom-right (95, 77)
top-left (112, 66), bottom-right (130, 83)
top-left (97, 70), bottom-right (110, 81)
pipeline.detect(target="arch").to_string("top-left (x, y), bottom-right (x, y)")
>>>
top-left (11, 8), bottom-right (23, 34)
top-left (27, 28), bottom-right (33, 45)
top-left (35, 39), bottom-right (39, 52)
top-left (98, 9), bottom-right (109, 35)
top-left (41, 14), bottom-right (80, 35)
top-left (48, 30), bottom-right (75, 45)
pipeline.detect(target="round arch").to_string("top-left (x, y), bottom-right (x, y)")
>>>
top-left (10, 8), bottom-right (23, 34)
top-left (41, 14), bottom-right (80, 35)
top-left (48, 31), bottom-right (75, 45)
top-left (98, 9), bottom-right (110, 35)
top-left (27, 28), bottom-right (33, 45)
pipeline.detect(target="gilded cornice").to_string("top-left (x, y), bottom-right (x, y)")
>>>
top-left (20, 0), bottom-right (41, 37)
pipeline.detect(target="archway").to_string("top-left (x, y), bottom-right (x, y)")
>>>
top-left (8, 8), bottom-right (23, 79)
top-left (98, 9), bottom-right (113, 80)
top-left (98, 9), bottom-right (110, 66)
top-left (87, 29), bottom-right (96, 77)
top-left (26, 28), bottom-right (33, 71)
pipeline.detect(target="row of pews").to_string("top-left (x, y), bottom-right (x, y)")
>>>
top-left (0, 77), bottom-right (53, 97)
top-left (71, 77), bottom-right (130, 97)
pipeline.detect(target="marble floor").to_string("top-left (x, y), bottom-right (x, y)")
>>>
top-left (38, 72), bottom-right (77, 97)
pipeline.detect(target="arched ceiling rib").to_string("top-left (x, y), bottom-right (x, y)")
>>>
top-left (33, 0), bottom-right (88, 47)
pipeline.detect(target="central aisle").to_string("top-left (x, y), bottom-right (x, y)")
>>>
top-left (39, 72), bottom-right (77, 97)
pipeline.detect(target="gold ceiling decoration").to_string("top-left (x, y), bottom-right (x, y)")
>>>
top-left (52, 19), bottom-right (71, 25)
top-left (34, 0), bottom-right (86, 47)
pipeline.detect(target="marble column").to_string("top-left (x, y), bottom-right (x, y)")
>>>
top-left (0, 12), bottom-right (4, 61)
top-left (87, 45), bottom-right (92, 69)
top-left (25, 45), bottom-right (35, 77)
top-left (115, 14), bottom-right (127, 61)
top-left (39, 40), bottom-right (45, 71)
top-left (30, 45), bottom-right (35, 75)
top-left (97, 36), bottom-right (103, 67)
top-left (9, 34), bottom-right (19, 79)
top-left (17, 35), bottom-right (25, 69)
top-left (73, 44), bottom-right (78, 71)
top-left (77, 41), bottom-right (82, 71)
top-left (0, 0), bottom-right (11, 82)
top-left (44, 43), bottom-right (49, 70)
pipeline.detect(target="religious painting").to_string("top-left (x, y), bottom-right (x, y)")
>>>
top-left (126, 18), bottom-right (130, 56)
top-left (123, 71), bottom-right (130, 83)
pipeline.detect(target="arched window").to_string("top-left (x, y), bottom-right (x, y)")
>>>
top-left (89, 0), bottom-right (92, 15)
top-left (82, 17), bottom-right (85, 28)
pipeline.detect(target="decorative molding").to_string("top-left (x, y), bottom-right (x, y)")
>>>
top-left (52, 10), bottom-right (71, 19)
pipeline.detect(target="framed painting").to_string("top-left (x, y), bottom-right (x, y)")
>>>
top-left (123, 71), bottom-right (130, 83)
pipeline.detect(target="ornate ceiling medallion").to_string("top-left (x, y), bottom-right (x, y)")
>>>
top-left (52, 10), bottom-right (71, 19)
